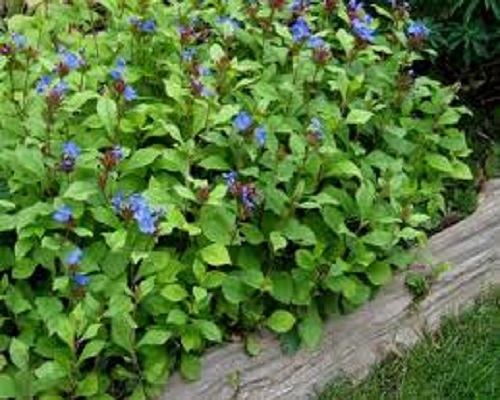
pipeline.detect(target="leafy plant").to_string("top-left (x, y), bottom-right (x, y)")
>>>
top-left (408, 0), bottom-right (500, 66)
top-left (0, 0), bottom-right (471, 398)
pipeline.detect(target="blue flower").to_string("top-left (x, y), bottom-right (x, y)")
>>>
top-left (254, 126), bottom-right (267, 147)
top-left (290, 17), bottom-right (311, 43)
top-left (201, 85), bottom-right (216, 97)
top-left (240, 185), bottom-right (257, 212)
top-left (11, 33), bottom-right (26, 49)
top-left (216, 16), bottom-right (240, 32)
top-left (123, 85), bottom-right (137, 101)
top-left (182, 48), bottom-right (196, 62)
top-left (128, 193), bottom-right (148, 214)
top-left (36, 75), bottom-right (52, 94)
top-left (197, 65), bottom-right (212, 76)
top-left (59, 47), bottom-right (83, 70)
top-left (53, 205), bottom-right (73, 223)
top-left (111, 191), bottom-right (125, 213)
top-left (234, 111), bottom-right (253, 131)
top-left (51, 80), bottom-right (69, 98)
top-left (349, 0), bottom-right (364, 14)
top-left (110, 57), bottom-right (126, 80)
top-left (311, 117), bottom-right (322, 132)
top-left (140, 19), bottom-right (156, 33)
top-left (73, 273), bottom-right (90, 287)
top-left (309, 117), bottom-right (323, 142)
top-left (66, 248), bottom-right (83, 266)
top-left (352, 17), bottom-right (376, 42)
top-left (308, 36), bottom-right (326, 49)
top-left (291, 0), bottom-right (310, 11)
top-left (408, 21), bottom-right (430, 38)
top-left (134, 206), bottom-right (157, 234)
top-left (111, 146), bottom-right (125, 162)
top-left (223, 171), bottom-right (238, 189)
top-left (62, 141), bottom-right (81, 159)
top-left (130, 17), bottom-right (156, 33)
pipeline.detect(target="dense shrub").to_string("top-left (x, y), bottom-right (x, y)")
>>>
top-left (0, 0), bottom-right (471, 398)
top-left (408, 0), bottom-right (500, 67)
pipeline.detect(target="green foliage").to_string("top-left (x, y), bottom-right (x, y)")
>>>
top-left (409, 0), bottom-right (500, 66)
top-left (0, 0), bottom-right (470, 397)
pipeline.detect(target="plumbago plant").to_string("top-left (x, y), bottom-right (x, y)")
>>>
top-left (0, 0), bottom-right (471, 398)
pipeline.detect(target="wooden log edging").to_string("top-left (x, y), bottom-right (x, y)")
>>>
top-left (162, 180), bottom-right (500, 400)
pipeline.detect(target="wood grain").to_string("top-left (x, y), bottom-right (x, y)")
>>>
top-left (162, 180), bottom-right (500, 400)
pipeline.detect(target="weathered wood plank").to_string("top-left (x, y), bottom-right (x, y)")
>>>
top-left (162, 180), bottom-right (500, 400)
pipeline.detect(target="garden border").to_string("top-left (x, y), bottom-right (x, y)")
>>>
top-left (162, 179), bottom-right (500, 400)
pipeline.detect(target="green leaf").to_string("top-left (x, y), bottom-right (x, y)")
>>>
top-left (438, 109), bottom-right (461, 125)
top-left (298, 306), bottom-right (322, 349)
top-left (103, 230), bottom-right (127, 251)
top-left (180, 353), bottom-right (201, 382)
top-left (425, 154), bottom-right (454, 174)
top-left (213, 104), bottom-right (240, 125)
top-left (34, 361), bottom-right (67, 381)
top-left (367, 262), bottom-right (393, 285)
top-left (97, 97), bottom-right (117, 135)
top-left (0, 375), bottom-right (16, 398)
top-left (111, 315), bottom-right (135, 353)
top-left (200, 206), bottom-right (236, 245)
top-left (266, 310), bottom-right (296, 333)
top-left (222, 276), bottom-right (250, 304)
top-left (161, 284), bottom-right (188, 302)
top-left (346, 110), bottom-right (374, 125)
top-left (194, 320), bottom-right (222, 342)
top-left (64, 181), bottom-right (98, 201)
top-left (270, 273), bottom-right (294, 304)
top-left (138, 329), bottom-right (172, 347)
top-left (200, 243), bottom-right (231, 266)
top-left (121, 148), bottom-right (162, 172)
top-left (451, 160), bottom-right (473, 180)
top-left (283, 220), bottom-right (316, 246)
top-left (63, 90), bottom-right (98, 113)
top-left (363, 230), bottom-right (394, 249)
top-left (198, 155), bottom-right (230, 171)
top-left (356, 182), bottom-right (375, 220)
top-left (54, 316), bottom-right (75, 349)
top-left (295, 249), bottom-right (315, 271)
top-left (9, 338), bottom-right (29, 370)
top-left (75, 373), bottom-right (99, 397)
top-left (78, 340), bottom-right (106, 363)
top-left (270, 231), bottom-right (287, 252)
top-left (325, 160), bottom-right (362, 179)
top-left (245, 334), bottom-right (261, 357)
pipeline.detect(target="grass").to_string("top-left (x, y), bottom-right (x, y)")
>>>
top-left (319, 290), bottom-right (500, 400)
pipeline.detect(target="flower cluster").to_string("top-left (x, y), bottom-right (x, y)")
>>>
top-left (55, 47), bottom-right (85, 76)
top-left (223, 171), bottom-right (259, 217)
top-left (129, 16), bottom-right (156, 33)
top-left (407, 21), bottom-right (430, 46)
top-left (349, 0), bottom-right (376, 43)
top-left (233, 111), bottom-right (267, 147)
top-left (101, 146), bottom-right (125, 170)
top-left (307, 117), bottom-right (323, 145)
top-left (0, 32), bottom-right (27, 56)
top-left (110, 58), bottom-right (137, 101)
top-left (112, 192), bottom-right (164, 235)
top-left (36, 76), bottom-right (68, 105)
top-left (291, 0), bottom-right (310, 13)
top-left (53, 205), bottom-right (73, 224)
top-left (65, 248), bottom-right (90, 289)
top-left (178, 17), bottom-right (212, 45)
top-left (291, 17), bottom-right (311, 43)
top-left (61, 141), bottom-right (81, 172)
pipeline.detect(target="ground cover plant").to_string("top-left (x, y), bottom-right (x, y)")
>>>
top-left (319, 289), bottom-right (500, 400)
top-left (0, 0), bottom-right (472, 398)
